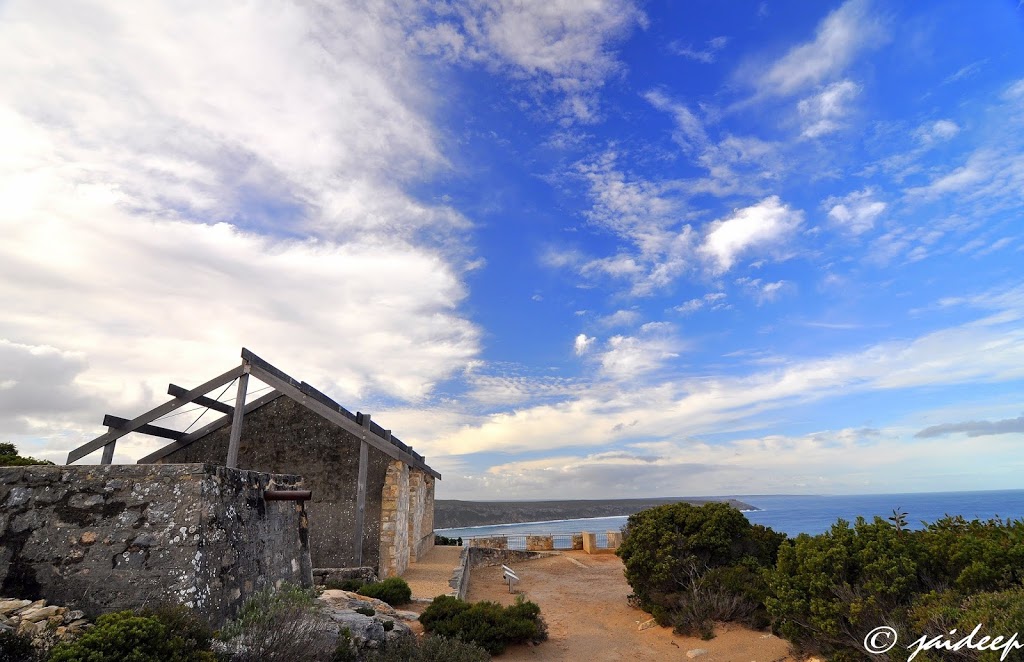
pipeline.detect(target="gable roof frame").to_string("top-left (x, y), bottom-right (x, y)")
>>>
top-left (65, 348), bottom-right (440, 479)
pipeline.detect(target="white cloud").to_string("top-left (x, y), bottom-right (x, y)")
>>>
top-left (0, 1), bottom-right (484, 462)
top-left (757, 0), bottom-right (887, 97)
top-left (671, 36), bottom-right (729, 64)
top-left (798, 79), bottom-right (861, 138)
top-left (598, 322), bottom-right (681, 380)
top-left (700, 196), bottom-right (804, 273)
top-left (413, 0), bottom-right (646, 122)
top-left (574, 334), bottom-right (596, 356)
top-left (675, 292), bottom-right (728, 315)
top-left (915, 119), bottom-right (960, 144)
top-left (736, 277), bottom-right (790, 304)
top-left (597, 310), bottom-right (641, 328)
top-left (825, 187), bottom-right (886, 234)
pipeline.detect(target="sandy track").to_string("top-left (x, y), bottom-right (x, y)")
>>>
top-left (466, 551), bottom-right (795, 662)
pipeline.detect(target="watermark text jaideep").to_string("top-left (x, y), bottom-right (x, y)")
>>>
top-left (864, 625), bottom-right (1023, 661)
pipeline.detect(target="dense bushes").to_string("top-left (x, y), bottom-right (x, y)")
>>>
top-left (616, 501), bottom-right (785, 637)
top-left (357, 578), bottom-right (412, 607)
top-left (768, 515), bottom-right (1024, 660)
top-left (419, 595), bottom-right (546, 655)
top-left (47, 609), bottom-right (216, 661)
top-left (0, 630), bottom-right (37, 662)
top-left (618, 503), bottom-right (1024, 660)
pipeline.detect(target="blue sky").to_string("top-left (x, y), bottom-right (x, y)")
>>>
top-left (2, 0), bottom-right (1023, 499)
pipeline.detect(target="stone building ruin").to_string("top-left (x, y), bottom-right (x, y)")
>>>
top-left (1, 349), bottom-right (438, 622)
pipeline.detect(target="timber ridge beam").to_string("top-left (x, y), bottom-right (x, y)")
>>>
top-left (102, 415), bottom-right (182, 441)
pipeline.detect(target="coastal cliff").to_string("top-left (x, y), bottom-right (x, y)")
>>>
top-left (434, 497), bottom-right (758, 529)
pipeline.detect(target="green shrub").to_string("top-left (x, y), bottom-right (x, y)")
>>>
top-left (354, 607), bottom-right (375, 617)
top-left (357, 578), bottom-right (412, 607)
top-left (0, 443), bottom-right (54, 467)
top-left (616, 501), bottom-right (785, 637)
top-left (363, 634), bottom-right (490, 661)
top-left (47, 610), bottom-right (216, 661)
top-left (217, 583), bottom-right (331, 660)
top-left (434, 536), bottom-right (464, 546)
top-left (0, 630), bottom-right (37, 662)
top-left (419, 595), bottom-right (546, 655)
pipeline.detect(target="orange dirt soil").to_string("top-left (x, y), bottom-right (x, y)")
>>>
top-left (465, 550), bottom-right (797, 662)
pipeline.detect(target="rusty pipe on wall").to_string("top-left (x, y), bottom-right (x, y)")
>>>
top-left (263, 490), bottom-right (312, 501)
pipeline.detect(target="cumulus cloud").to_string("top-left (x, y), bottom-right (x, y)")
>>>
top-left (598, 322), bottom-right (682, 380)
top-left (756, 0), bottom-right (887, 97)
top-left (700, 196), bottom-right (804, 273)
top-left (574, 334), bottom-right (597, 356)
top-left (825, 187), bottom-right (886, 234)
top-left (0, 1), bottom-right (483, 461)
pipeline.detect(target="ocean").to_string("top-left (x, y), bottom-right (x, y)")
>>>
top-left (435, 489), bottom-right (1024, 541)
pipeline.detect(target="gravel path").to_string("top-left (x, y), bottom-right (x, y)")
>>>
top-left (400, 545), bottom-right (463, 600)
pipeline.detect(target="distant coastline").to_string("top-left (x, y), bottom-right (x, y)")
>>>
top-left (434, 497), bottom-right (757, 529)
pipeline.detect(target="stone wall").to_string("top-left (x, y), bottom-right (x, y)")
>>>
top-left (407, 471), bottom-right (435, 563)
top-left (157, 397), bottom-right (390, 570)
top-left (0, 464), bottom-right (311, 625)
top-left (378, 460), bottom-right (409, 578)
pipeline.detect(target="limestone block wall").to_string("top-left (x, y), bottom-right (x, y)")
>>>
top-left (407, 471), bottom-right (435, 562)
top-left (378, 460), bottom-right (409, 577)
top-left (0, 464), bottom-right (311, 625)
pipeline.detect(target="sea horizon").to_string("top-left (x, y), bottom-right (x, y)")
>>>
top-left (436, 488), bottom-right (1024, 540)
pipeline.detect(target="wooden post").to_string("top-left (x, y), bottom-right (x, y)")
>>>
top-left (354, 413), bottom-right (371, 567)
top-left (100, 429), bottom-right (116, 465)
top-left (225, 363), bottom-right (250, 469)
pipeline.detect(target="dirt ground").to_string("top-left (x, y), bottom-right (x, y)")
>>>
top-left (466, 551), bottom-right (795, 662)
top-left (402, 545), bottom-right (463, 600)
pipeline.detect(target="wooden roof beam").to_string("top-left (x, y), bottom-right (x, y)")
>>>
top-left (166, 384), bottom-right (234, 415)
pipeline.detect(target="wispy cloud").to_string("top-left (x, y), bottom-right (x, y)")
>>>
top-left (825, 187), bottom-right (886, 234)
top-left (798, 79), bottom-right (861, 138)
top-left (916, 415), bottom-right (1024, 439)
top-left (412, 0), bottom-right (646, 122)
top-left (755, 0), bottom-right (887, 97)
top-left (670, 36), bottom-right (729, 64)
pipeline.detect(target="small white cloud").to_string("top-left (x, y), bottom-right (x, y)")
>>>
top-left (736, 277), bottom-right (790, 304)
top-left (531, 294), bottom-right (544, 302)
top-left (574, 334), bottom-right (596, 356)
top-left (598, 310), bottom-right (641, 328)
top-left (599, 322), bottom-right (680, 379)
top-left (700, 196), bottom-right (804, 273)
top-left (675, 292), bottom-right (728, 315)
top-left (825, 188), bottom-right (886, 234)
top-left (915, 119), bottom-right (960, 144)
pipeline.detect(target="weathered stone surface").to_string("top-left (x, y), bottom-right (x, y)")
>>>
top-left (638, 617), bottom-right (657, 631)
top-left (0, 599), bottom-right (31, 614)
top-left (686, 648), bottom-right (708, 658)
top-left (0, 464), bottom-right (311, 625)
top-left (526, 535), bottom-right (554, 551)
top-left (379, 460), bottom-right (410, 578)
top-left (318, 590), bottom-right (414, 653)
top-left (156, 397), bottom-right (394, 571)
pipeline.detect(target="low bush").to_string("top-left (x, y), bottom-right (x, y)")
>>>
top-left (353, 607), bottom-right (375, 617)
top-left (434, 535), bottom-right (463, 546)
top-left (48, 610), bottom-right (216, 661)
top-left (217, 583), bottom-right (332, 661)
top-left (357, 578), bottom-right (412, 607)
top-left (419, 595), bottom-right (546, 655)
top-left (364, 634), bottom-right (490, 661)
top-left (0, 630), bottom-right (37, 662)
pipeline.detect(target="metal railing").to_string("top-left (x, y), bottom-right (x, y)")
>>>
top-left (462, 531), bottom-right (618, 551)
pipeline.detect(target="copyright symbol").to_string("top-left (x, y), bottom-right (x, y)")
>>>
top-left (864, 626), bottom-right (898, 654)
